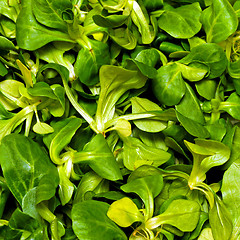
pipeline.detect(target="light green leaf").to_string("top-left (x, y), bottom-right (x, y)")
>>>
top-left (219, 92), bottom-right (240, 120)
top-left (16, 0), bottom-right (74, 50)
top-left (122, 136), bottom-right (171, 171)
top-left (32, 0), bottom-right (71, 31)
top-left (158, 3), bottom-right (202, 39)
top-left (121, 174), bottom-right (163, 219)
top-left (209, 196), bottom-right (233, 240)
top-left (131, 97), bottom-right (167, 132)
top-left (107, 197), bottom-right (144, 227)
top-left (186, 139), bottom-right (230, 187)
top-left (198, 228), bottom-right (214, 240)
top-left (94, 65), bottom-right (147, 133)
top-left (177, 62), bottom-right (208, 82)
top-left (33, 122), bottom-right (54, 135)
top-left (201, 0), bottom-right (238, 43)
top-left (145, 199), bottom-right (200, 232)
top-left (179, 43), bottom-right (228, 79)
top-left (222, 162), bottom-right (240, 240)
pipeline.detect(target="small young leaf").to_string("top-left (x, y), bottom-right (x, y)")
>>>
top-left (107, 197), bottom-right (144, 227)
top-left (33, 122), bottom-right (54, 135)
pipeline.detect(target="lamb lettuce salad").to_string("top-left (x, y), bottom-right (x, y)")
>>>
top-left (0, 0), bottom-right (240, 239)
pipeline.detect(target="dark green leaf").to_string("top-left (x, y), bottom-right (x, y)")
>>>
top-left (72, 200), bottom-right (127, 240)
top-left (152, 63), bottom-right (185, 106)
top-left (0, 134), bottom-right (59, 206)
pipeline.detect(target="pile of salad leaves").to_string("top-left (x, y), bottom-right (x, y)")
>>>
top-left (0, 0), bottom-right (240, 239)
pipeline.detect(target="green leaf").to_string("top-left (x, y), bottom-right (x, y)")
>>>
top-left (0, 36), bottom-right (16, 50)
top-left (177, 62), bottom-right (208, 82)
top-left (9, 208), bottom-right (40, 233)
top-left (121, 174), bottom-right (163, 219)
top-left (73, 134), bottom-right (122, 181)
top-left (201, 0), bottom-right (238, 43)
top-left (37, 43), bottom-right (76, 80)
top-left (179, 43), bottom-right (228, 79)
top-left (186, 139), bottom-right (230, 187)
top-left (197, 228), bottom-right (214, 240)
top-left (195, 79), bottom-right (217, 100)
top-left (74, 40), bottom-right (110, 86)
top-left (209, 196), bottom-right (233, 240)
top-left (0, 134), bottom-right (59, 206)
top-left (107, 197), bottom-right (144, 227)
top-left (131, 1), bottom-right (155, 44)
top-left (109, 28), bottom-right (137, 50)
top-left (72, 200), bottom-right (127, 240)
top-left (219, 92), bottom-right (240, 120)
top-left (93, 14), bottom-right (128, 28)
top-left (94, 65), bottom-right (147, 133)
top-left (57, 164), bottom-right (74, 206)
top-left (234, 0), bottom-right (240, 18)
top-left (176, 111), bottom-right (210, 138)
top-left (48, 84), bottom-right (66, 117)
top-left (46, 117), bottom-right (82, 164)
top-left (142, 0), bottom-right (163, 10)
top-left (32, 0), bottom-right (71, 31)
top-left (152, 63), bottom-right (185, 106)
top-left (28, 82), bottom-right (58, 99)
top-left (131, 97), bottom-right (167, 132)
top-left (122, 136), bottom-right (171, 171)
top-left (33, 122), bottom-right (54, 135)
top-left (176, 82), bottom-right (205, 125)
top-left (0, 62), bottom-right (8, 77)
top-left (16, 0), bottom-right (74, 50)
top-left (222, 162), bottom-right (240, 240)
top-left (146, 199), bottom-right (200, 232)
top-left (74, 171), bottom-right (103, 203)
top-left (158, 3), bottom-right (202, 39)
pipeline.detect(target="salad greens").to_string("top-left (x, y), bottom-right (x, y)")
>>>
top-left (0, 0), bottom-right (240, 239)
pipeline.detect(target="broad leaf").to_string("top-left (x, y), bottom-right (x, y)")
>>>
top-left (186, 139), bottom-right (230, 187)
top-left (73, 134), bottom-right (123, 181)
top-left (222, 162), bottom-right (240, 240)
top-left (176, 82), bottom-right (205, 125)
top-left (94, 65), bottom-right (147, 133)
top-left (121, 174), bottom-right (163, 219)
top-left (107, 197), bottom-right (144, 227)
top-left (158, 3), bottom-right (202, 39)
top-left (131, 97), bottom-right (167, 132)
top-left (122, 136), bottom-right (171, 171)
top-left (72, 200), bottom-right (127, 240)
top-left (16, 0), bottom-right (74, 50)
top-left (176, 111), bottom-right (210, 138)
top-left (32, 0), bottom-right (71, 31)
top-left (145, 199), bottom-right (200, 232)
top-left (179, 43), bottom-right (228, 79)
top-left (0, 134), bottom-right (59, 206)
top-left (152, 63), bottom-right (185, 106)
top-left (209, 196), bottom-right (233, 240)
top-left (201, 0), bottom-right (238, 43)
